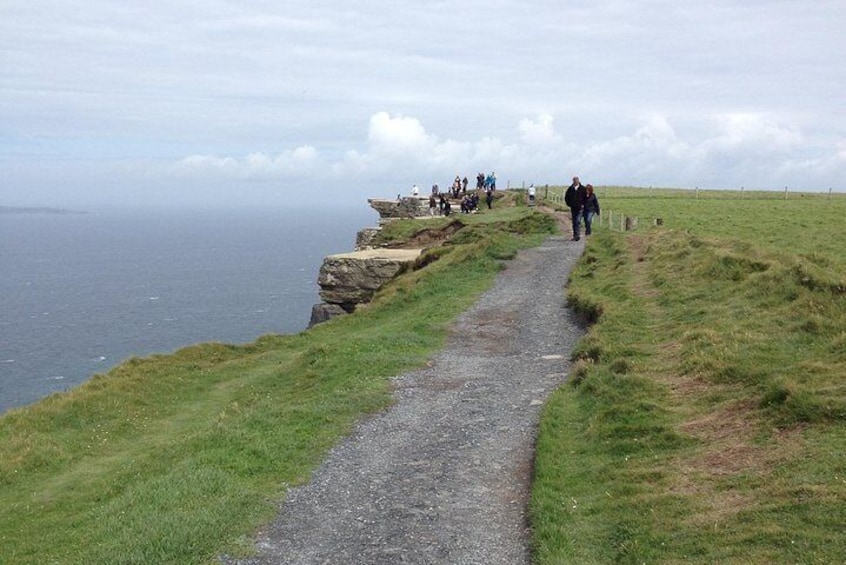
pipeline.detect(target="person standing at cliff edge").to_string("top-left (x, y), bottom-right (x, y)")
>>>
top-left (564, 176), bottom-right (587, 241)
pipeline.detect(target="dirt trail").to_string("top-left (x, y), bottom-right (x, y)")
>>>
top-left (225, 214), bottom-right (584, 565)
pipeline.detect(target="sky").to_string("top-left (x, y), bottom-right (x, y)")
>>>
top-left (1, 0), bottom-right (844, 209)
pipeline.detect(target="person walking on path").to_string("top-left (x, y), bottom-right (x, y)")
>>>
top-left (564, 176), bottom-right (586, 241)
top-left (583, 184), bottom-right (600, 235)
top-left (224, 218), bottom-right (584, 565)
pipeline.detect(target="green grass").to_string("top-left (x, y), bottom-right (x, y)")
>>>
top-left (6, 187), bottom-right (844, 563)
top-left (531, 189), bottom-right (846, 563)
top-left (0, 203), bottom-right (556, 564)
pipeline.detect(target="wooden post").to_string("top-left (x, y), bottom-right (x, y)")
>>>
top-left (830, 187), bottom-right (833, 200)
top-left (741, 186), bottom-right (744, 199)
top-left (784, 185), bottom-right (788, 200)
top-left (695, 186), bottom-right (700, 200)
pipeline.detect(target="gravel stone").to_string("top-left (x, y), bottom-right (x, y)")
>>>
top-left (224, 233), bottom-right (585, 564)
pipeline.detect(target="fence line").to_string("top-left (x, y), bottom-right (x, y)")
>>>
top-left (539, 185), bottom-right (840, 202)
top-left (539, 184), bottom-right (841, 233)
top-left (595, 210), bottom-right (664, 233)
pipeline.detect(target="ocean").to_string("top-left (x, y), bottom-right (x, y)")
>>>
top-left (0, 205), bottom-right (376, 414)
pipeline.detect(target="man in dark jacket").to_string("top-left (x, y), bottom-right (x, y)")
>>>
top-left (564, 176), bottom-right (587, 241)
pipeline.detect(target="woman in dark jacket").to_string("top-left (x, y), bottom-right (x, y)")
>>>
top-left (583, 184), bottom-right (600, 236)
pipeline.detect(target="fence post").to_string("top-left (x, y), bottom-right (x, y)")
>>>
top-left (784, 185), bottom-right (788, 200)
top-left (830, 187), bottom-right (833, 200)
top-left (741, 186), bottom-right (744, 199)
top-left (695, 186), bottom-right (700, 200)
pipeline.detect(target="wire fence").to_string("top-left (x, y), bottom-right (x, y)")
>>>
top-left (525, 184), bottom-right (843, 233)
top-left (537, 184), bottom-right (841, 204)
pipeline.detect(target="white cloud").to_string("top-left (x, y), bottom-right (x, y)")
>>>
top-left (519, 114), bottom-right (563, 147)
top-left (162, 111), bottom-right (844, 195)
top-left (772, 138), bottom-right (846, 190)
top-left (173, 145), bottom-right (319, 179)
top-left (367, 112), bottom-right (435, 155)
top-left (703, 113), bottom-right (803, 154)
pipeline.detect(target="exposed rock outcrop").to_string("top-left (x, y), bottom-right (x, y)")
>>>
top-left (355, 227), bottom-right (381, 250)
top-left (308, 303), bottom-right (349, 327)
top-left (308, 195), bottom-right (467, 328)
top-left (308, 248), bottom-right (422, 327)
top-left (368, 197), bottom-right (430, 219)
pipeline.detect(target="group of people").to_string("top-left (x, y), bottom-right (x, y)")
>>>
top-left (564, 176), bottom-right (600, 241)
top-left (435, 172), bottom-right (497, 199)
top-left (426, 188), bottom-right (494, 216)
top-left (411, 171), bottom-right (498, 217)
top-left (428, 194), bottom-right (452, 216)
top-left (475, 172), bottom-right (497, 192)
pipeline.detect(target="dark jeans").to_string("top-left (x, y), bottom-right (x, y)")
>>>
top-left (584, 211), bottom-right (595, 235)
top-left (570, 207), bottom-right (582, 239)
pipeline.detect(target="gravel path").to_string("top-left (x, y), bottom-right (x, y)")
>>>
top-left (226, 230), bottom-right (585, 565)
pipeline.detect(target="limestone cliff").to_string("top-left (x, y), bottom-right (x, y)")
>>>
top-left (367, 197), bottom-right (430, 219)
top-left (308, 195), bottom-right (450, 328)
top-left (308, 248), bottom-right (422, 327)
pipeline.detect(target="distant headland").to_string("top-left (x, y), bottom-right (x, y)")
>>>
top-left (0, 206), bottom-right (86, 215)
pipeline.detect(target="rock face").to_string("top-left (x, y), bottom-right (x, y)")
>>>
top-left (355, 227), bottom-right (381, 250)
top-left (368, 197), bottom-right (430, 219)
top-left (308, 303), bottom-right (349, 327)
top-left (308, 248), bottom-right (422, 327)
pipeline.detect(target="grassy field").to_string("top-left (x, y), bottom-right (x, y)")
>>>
top-left (0, 199), bottom-right (554, 564)
top-left (3, 188), bottom-right (844, 564)
top-left (531, 188), bottom-right (845, 563)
